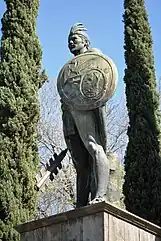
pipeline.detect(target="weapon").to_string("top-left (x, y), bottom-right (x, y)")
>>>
top-left (36, 148), bottom-right (68, 191)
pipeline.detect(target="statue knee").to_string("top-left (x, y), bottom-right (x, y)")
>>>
top-left (87, 135), bottom-right (109, 169)
top-left (87, 135), bottom-right (104, 156)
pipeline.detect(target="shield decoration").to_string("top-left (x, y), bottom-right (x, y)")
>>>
top-left (57, 52), bottom-right (118, 110)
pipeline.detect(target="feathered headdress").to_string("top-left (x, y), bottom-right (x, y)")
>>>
top-left (68, 23), bottom-right (90, 42)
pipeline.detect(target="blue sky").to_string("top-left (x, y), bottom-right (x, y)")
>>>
top-left (0, 0), bottom-right (161, 100)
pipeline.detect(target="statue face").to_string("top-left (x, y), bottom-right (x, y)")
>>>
top-left (68, 34), bottom-right (86, 55)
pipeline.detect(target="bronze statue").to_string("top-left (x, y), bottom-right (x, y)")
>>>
top-left (57, 23), bottom-right (118, 207)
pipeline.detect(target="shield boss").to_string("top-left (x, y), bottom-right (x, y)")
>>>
top-left (57, 52), bottom-right (118, 110)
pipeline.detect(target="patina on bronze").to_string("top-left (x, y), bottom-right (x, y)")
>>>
top-left (57, 52), bottom-right (118, 110)
top-left (57, 23), bottom-right (118, 208)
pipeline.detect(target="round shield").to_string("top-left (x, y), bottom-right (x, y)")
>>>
top-left (57, 52), bottom-right (118, 110)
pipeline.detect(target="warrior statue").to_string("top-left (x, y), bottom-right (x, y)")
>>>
top-left (57, 23), bottom-right (118, 207)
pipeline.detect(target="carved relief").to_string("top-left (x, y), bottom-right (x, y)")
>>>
top-left (57, 52), bottom-right (118, 110)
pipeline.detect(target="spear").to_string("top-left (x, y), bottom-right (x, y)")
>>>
top-left (36, 148), bottom-right (68, 191)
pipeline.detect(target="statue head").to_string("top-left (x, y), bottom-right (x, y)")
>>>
top-left (68, 23), bottom-right (90, 56)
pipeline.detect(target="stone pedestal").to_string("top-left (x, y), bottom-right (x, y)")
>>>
top-left (16, 202), bottom-right (161, 241)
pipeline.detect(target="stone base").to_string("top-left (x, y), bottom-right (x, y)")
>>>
top-left (16, 201), bottom-right (161, 241)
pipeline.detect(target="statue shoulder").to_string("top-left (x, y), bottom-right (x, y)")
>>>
top-left (87, 48), bottom-right (103, 54)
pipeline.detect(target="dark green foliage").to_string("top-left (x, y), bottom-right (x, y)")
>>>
top-left (0, 0), bottom-right (42, 240)
top-left (123, 0), bottom-right (161, 225)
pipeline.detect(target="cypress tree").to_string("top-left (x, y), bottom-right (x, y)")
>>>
top-left (123, 0), bottom-right (161, 225)
top-left (0, 1), bottom-right (43, 240)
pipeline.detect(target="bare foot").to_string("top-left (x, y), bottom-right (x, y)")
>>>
top-left (89, 196), bottom-right (106, 205)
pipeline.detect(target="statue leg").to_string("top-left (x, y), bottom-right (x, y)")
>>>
top-left (88, 136), bottom-right (109, 203)
top-left (64, 134), bottom-right (91, 207)
top-left (71, 110), bottom-right (109, 202)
